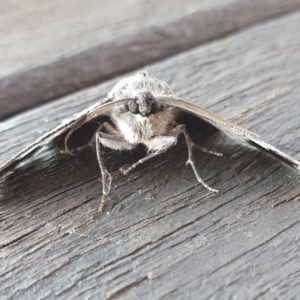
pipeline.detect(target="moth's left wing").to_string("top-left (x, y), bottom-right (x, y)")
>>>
top-left (0, 98), bottom-right (129, 174)
top-left (158, 96), bottom-right (300, 172)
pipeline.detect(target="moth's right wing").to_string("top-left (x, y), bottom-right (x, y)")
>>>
top-left (0, 97), bottom-right (129, 174)
top-left (158, 96), bottom-right (300, 172)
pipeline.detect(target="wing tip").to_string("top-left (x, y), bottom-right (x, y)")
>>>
top-left (245, 138), bottom-right (300, 172)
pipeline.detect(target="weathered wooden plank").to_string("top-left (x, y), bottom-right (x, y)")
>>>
top-left (1, 0), bottom-right (300, 119)
top-left (1, 11), bottom-right (300, 300)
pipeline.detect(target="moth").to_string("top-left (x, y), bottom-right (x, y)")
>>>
top-left (1, 71), bottom-right (299, 211)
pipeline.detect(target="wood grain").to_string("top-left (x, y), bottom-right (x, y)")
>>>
top-left (1, 0), bottom-right (300, 119)
top-left (1, 10), bottom-right (300, 300)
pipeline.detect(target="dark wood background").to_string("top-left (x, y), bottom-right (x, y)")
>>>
top-left (1, 1), bottom-right (300, 299)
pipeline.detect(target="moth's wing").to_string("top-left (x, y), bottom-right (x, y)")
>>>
top-left (158, 96), bottom-right (300, 172)
top-left (0, 98), bottom-right (128, 174)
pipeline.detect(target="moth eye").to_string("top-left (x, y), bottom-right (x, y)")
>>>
top-left (128, 101), bottom-right (139, 114)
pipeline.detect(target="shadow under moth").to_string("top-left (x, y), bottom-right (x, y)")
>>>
top-left (1, 71), bottom-right (299, 211)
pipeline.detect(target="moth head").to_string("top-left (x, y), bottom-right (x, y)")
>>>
top-left (128, 92), bottom-right (158, 116)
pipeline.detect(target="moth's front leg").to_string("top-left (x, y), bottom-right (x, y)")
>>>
top-left (74, 122), bottom-right (121, 153)
top-left (120, 136), bottom-right (178, 175)
top-left (95, 129), bottom-right (135, 212)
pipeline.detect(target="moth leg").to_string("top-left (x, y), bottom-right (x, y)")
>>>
top-left (74, 122), bottom-right (119, 153)
top-left (187, 131), bottom-right (222, 157)
top-left (176, 125), bottom-right (219, 193)
top-left (120, 136), bottom-right (178, 175)
top-left (193, 145), bottom-right (222, 157)
top-left (95, 131), bottom-right (135, 212)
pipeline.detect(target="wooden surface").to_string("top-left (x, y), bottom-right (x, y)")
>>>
top-left (1, 0), bottom-right (300, 120)
top-left (1, 3), bottom-right (300, 300)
